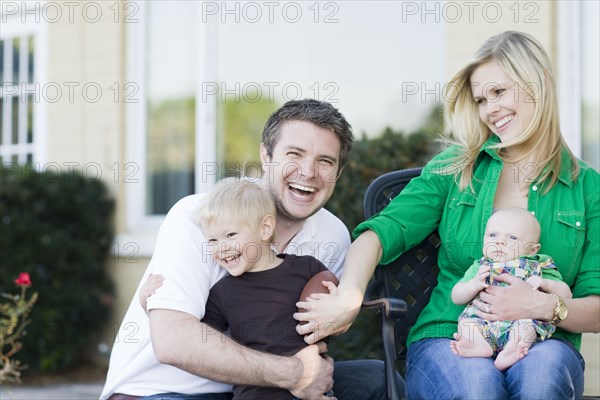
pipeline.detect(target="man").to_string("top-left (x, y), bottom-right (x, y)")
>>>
top-left (101, 99), bottom-right (393, 400)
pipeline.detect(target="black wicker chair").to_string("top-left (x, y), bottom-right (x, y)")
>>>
top-left (362, 168), bottom-right (441, 400)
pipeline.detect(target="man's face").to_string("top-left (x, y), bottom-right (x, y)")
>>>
top-left (260, 120), bottom-right (341, 223)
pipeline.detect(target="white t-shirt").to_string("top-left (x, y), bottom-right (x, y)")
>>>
top-left (100, 194), bottom-right (350, 399)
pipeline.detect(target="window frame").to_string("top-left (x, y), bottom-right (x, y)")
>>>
top-left (0, 4), bottom-right (48, 166)
top-left (124, 1), bottom-right (217, 239)
top-left (557, 1), bottom-right (582, 158)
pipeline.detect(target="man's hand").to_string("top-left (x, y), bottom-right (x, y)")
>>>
top-left (290, 344), bottom-right (335, 400)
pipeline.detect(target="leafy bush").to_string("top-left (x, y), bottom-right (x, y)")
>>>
top-left (325, 106), bottom-right (443, 362)
top-left (0, 165), bottom-right (115, 372)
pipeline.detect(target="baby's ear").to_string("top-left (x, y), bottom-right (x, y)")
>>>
top-left (529, 242), bottom-right (541, 254)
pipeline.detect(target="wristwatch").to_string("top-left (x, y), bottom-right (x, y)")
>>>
top-left (550, 294), bottom-right (568, 325)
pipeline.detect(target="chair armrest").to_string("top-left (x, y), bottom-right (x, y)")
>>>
top-left (362, 297), bottom-right (408, 319)
top-left (362, 297), bottom-right (408, 400)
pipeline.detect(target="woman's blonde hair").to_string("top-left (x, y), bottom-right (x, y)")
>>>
top-left (442, 31), bottom-right (579, 191)
top-left (196, 178), bottom-right (276, 240)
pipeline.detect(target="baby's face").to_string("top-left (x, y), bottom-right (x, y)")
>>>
top-left (482, 213), bottom-right (539, 262)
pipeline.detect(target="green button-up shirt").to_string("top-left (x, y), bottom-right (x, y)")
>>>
top-left (354, 137), bottom-right (599, 350)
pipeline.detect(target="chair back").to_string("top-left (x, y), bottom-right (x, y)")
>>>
top-left (363, 168), bottom-right (441, 360)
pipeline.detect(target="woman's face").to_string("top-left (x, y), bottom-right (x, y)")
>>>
top-left (470, 61), bottom-right (536, 144)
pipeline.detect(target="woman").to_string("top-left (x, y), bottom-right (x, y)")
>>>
top-left (296, 31), bottom-right (599, 399)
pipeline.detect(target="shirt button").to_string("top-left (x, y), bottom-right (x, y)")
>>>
top-left (576, 221), bottom-right (581, 227)
top-left (532, 185), bottom-right (538, 191)
top-left (531, 211), bottom-right (535, 216)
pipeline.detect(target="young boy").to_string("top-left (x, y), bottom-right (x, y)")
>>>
top-left (450, 208), bottom-right (572, 371)
top-left (142, 178), bottom-right (336, 399)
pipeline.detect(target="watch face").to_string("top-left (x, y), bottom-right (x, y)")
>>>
top-left (559, 305), bottom-right (568, 320)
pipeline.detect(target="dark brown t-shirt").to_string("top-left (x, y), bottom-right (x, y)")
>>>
top-left (202, 253), bottom-right (328, 400)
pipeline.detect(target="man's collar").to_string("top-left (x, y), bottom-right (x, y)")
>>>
top-left (288, 212), bottom-right (318, 246)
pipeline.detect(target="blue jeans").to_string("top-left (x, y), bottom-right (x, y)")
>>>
top-left (142, 394), bottom-right (232, 400)
top-left (142, 360), bottom-right (398, 400)
top-left (333, 359), bottom-right (405, 400)
top-left (406, 338), bottom-right (585, 400)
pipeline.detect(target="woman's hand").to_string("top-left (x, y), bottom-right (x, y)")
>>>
top-left (294, 286), bottom-right (362, 344)
top-left (294, 230), bottom-right (383, 344)
top-left (472, 273), bottom-right (553, 321)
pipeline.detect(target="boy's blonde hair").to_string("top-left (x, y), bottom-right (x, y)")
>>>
top-left (442, 31), bottom-right (579, 192)
top-left (196, 178), bottom-right (276, 240)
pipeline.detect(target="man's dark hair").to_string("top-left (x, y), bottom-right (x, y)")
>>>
top-left (262, 99), bottom-right (354, 170)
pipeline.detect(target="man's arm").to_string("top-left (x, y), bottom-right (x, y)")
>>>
top-left (150, 309), bottom-right (334, 399)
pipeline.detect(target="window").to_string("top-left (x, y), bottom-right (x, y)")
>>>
top-left (0, 8), bottom-right (46, 167)
top-left (580, 1), bottom-right (599, 169)
top-left (127, 1), bottom-right (445, 230)
top-left (144, 2), bottom-right (197, 215)
top-left (558, 1), bottom-right (600, 170)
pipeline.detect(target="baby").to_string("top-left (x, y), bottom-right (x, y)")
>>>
top-left (450, 208), bottom-right (572, 370)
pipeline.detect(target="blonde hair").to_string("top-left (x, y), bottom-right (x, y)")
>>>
top-left (196, 178), bottom-right (276, 240)
top-left (441, 31), bottom-right (579, 191)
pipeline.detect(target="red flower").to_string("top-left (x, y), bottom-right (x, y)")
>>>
top-left (15, 272), bottom-right (32, 287)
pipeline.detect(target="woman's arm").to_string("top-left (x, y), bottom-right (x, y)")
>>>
top-left (559, 295), bottom-right (600, 332)
top-left (538, 278), bottom-right (573, 299)
top-left (296, 158), bottom-right (454, 344)
top-left (295, 230), bottom-right (383, 344)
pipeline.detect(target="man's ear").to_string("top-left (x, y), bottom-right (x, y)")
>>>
top-left (260, 214), bottom-right (276, 241)
top-left (259, 143), bottom-right (270, 169)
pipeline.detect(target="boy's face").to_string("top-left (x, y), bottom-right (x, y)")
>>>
top-left (260, 120), bottom-right (341, 223)
top-left (482, 213), bottom-right (540, 262)
top-left (203, 216), bottom-right (272, 276)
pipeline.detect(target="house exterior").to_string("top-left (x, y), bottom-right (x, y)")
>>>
top-left (1, 0), bottom-right (598, 393)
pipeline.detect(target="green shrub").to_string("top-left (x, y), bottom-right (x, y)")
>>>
top-left (325, 106), bottom-right (443, 362)
top-left (0, 164), bottom-right (115, 372)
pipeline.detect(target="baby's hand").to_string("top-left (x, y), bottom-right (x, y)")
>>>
top-left (472, 264), bottom-right (490, 290)
top-left (526, 275), bottom-right (544, 291)
top-left (139, 273), bottom-right (165, 315)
